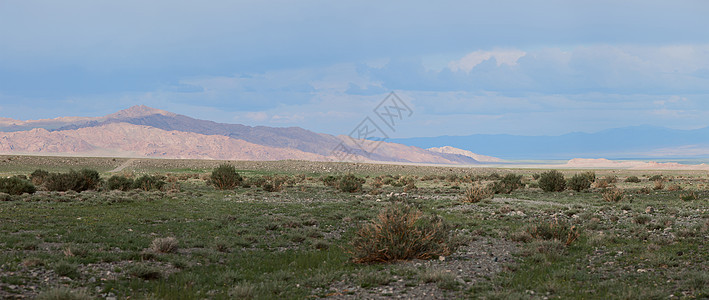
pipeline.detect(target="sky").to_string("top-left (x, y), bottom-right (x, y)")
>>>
top-left (1, 0), bottom-right (709, 137)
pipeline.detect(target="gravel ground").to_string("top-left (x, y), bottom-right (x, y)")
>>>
top-left (324, 237), bottom-right (518, 299)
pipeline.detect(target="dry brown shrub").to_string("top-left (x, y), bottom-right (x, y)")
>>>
top-left (346, 203), bottom-right (455, 264)
top-left (462, 185), bottom-right (492, 203)
top-left (602, 188), bottom-right (624, 202)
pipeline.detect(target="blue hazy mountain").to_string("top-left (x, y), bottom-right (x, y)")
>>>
top-left (388, 125), bottom-right (709, 160)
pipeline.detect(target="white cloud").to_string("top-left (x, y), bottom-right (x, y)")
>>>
top-left (245, 112), bottom-right (268, 122)
top-left (448, 49), bottom-right (526, 72)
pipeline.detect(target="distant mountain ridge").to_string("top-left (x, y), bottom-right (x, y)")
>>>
top-left (0, 105), bottom-right (481, 164)
top-left (389, 125), bottom-right (709, 160)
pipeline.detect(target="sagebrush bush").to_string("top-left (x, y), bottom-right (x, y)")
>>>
top-left (337, 174), bottom-right (365, 193)
top-left (653, 180), bottom-right (665, 190)
top-left (0, 176), bottom-right (36, 195)
top-left (323, 174), bottom-right (365, 193)
top-left (581, 171), bottom-right (596, 183)
top-left (538, 170), bottom-right (566, 192)
top-left (106, 175), bottom-right (134, 191)
top-left (648, 175), bottom-right (663, 181)
top-left (680, 191), bottom-right (699, 201)
top-left (210, 164), bottom-right (243, 190)
top-left (462, 185), bottom-right (492, 203)
top-left (667, 184), bottom-right (682, 191)
top-left (526, 217), bottom-right (580, 246)
top-left (567, 173), bottom-right (592, 192)
top-left (44, 169), bottom-right (102, 192)
top-left (625, 176), bottom-right (641, 183)
top-left (133, 175), bottom-right (165, 191)
top-left (150, 237), bottom-right (178, 253)
top-left (602, 188), bottom-right (624, 202)
top-left (30, 169), bottom-right (49, 186)
top-left (347, 203), bottom-right (455, 263)
top-left (489, 174), bottom-right (523, 194)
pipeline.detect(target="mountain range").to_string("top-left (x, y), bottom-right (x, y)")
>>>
top-left (0, 106), bottom-right (485, 164)
top-left (389, 126), bottom-right (709, 160)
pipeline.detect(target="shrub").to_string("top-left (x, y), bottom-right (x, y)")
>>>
top-left (150, 237), bottom-right (178, 253)
top-left (625, 176), bottom-right (641, 183)
top-left (538, 170), bottom-right (566, 192)
top-left (54, 261), bottom-right (79, 278)
top-left (653, 180), bottom-right (665, 190)
top-left (337, 174), bottom-right (365, 193)
top-left (106, 175), bottom-right (134, 191)
top-left (347, 203), bottom-right (455, 263)
top-left (648, 175), bottom-right (663, 181)
top-left (489, 174), bottom-right (523, 194)
top-left (30, 169), bottom-right (49, 186)
top-left (210, 164), bottom-right (243, 190)
top-left (44, 169), bottom-right (102, 192)
top-left (323, 174), bottom-right (365, 193)
top-left (462, 185), bottom-right (492, 203)
top-left (680, 191), bottom-right (699, 201)
top-left (667, 184), bottom-right (682, 191)
top-left (526, 218), bottom-right (580, 246)
top-left (602, 175), bottom-right (617, 184)
top-left (0, 176), bottom-right (36, 195)
top-left (133, 175), bottom-right (165, 191)
top-left (567, 173), bottom-right (592, 192)
top-left (129, 264), bottom-right (162, 280)
top-left (602, 188), bottom-right (624, 202)
top-left (321, 175), bottom-right (339, 187)
top-left (581, 171), bottom-right (596, 183)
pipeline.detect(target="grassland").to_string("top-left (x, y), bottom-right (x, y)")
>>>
top-left (0, 155), bottom-right (707, 299)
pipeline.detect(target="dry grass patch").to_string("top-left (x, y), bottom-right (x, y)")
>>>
top-left (347, 203), bottom-right (455, 264)
top-left (150, 237), bottom-right (179, 253)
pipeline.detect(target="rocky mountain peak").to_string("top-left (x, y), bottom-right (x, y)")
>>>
top-left (105, 105), bottom-right (176, 119)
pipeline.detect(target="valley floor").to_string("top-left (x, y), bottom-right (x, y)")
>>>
top-left (0, 155), bottom-right (707, 299)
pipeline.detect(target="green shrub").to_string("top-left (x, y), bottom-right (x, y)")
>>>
top-left (44, 169), bottom-right (102, 192)
top-left (489, 174), bottom-right (523, 194)
top-left (133, 175), bottom-right (165, 191)
top-left (210, 164), bottom-right (243, 190)
top-left (648, 175), bottom-right (663, 181)
top-left (680, 191), bottom-right (699, 201)
top-left (106, 175), bottom-right (134, 191)
top-left (30, 169), bottom-right (49, 186)
top-left (0, 176), bottom-right (36, 195)
top-left (538, 170), bottom-right (566, 192)
top-left (337, 174), bottom-right (365, 193)
top-left (625, 176), bottom-right (641, 183)
top-left (323, 174), bottom-right (365, 193)
top-left (347, 203), bottom-right (455, 263)
top-left (581, 171), bottom-right (596, 183)
top-left (321, 175), bottom-right (339, 187)
top-left (567, 173), bottom-right (592, 192)
top-left (129, 264), bottom-right (162, 280)
top-left (526, 218), bottom-right (579, 246)
top-left (54, 261), bottom-right (79, 278)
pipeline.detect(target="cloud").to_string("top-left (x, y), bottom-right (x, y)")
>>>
top-left (448, 49), bottom-right (526, 72)
top-left (244, 112), bottom-right (269, 122)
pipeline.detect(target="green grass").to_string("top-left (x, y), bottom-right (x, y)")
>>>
top-left (0, 156), bottom-right (707, 299)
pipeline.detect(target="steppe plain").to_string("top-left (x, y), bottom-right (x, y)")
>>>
top-left (0, 155), bottom-right (707, 299)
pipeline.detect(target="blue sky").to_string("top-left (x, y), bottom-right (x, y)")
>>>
top-left (1, 0), bottom-right (709, 137)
